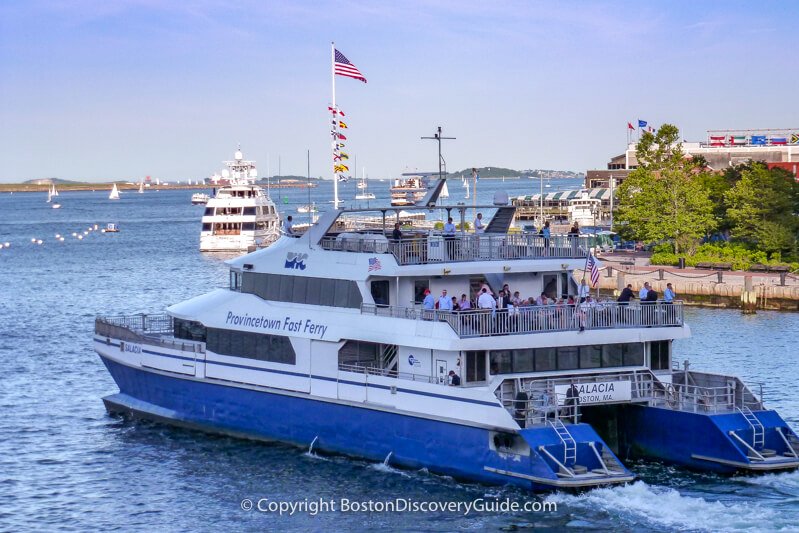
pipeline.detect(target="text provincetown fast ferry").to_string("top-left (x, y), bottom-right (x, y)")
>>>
top-left (94, 183), bottom-right (799, 490)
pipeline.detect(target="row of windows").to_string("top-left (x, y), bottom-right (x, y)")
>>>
top-left (174, 318), bottom-right (207, 342)
top-left (204, 206), bottom-right (276, 216)
top-left (206, 327), bottom-right (296, 365)
top-left (242, 273), bottom-right (363, 309)
top-left (488, 343), bottom-right (649, 375)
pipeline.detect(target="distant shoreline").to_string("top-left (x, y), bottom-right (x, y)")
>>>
top-left (0, 181), bottom-right (318, 193)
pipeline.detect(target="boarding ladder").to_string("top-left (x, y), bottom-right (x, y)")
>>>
top-left (739, 406), bottom-right (764, 449)
top-left (549, 419), bottom-right (577, 466)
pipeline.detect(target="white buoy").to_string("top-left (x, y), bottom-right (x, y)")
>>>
top-left (77, 235), bottom-right (83, 240)
top-left (31, 238), bottom-right (36, 243)
top-left (72, 232), bottom-right (77, 237)
top-left (94, 224), bottom-right (98, 230)
top-left (59, 237), bottom-right (65, 242)
top-left (83, 231), bottom-right (89, 235)
top-left (37, 239), bottom-right (43, 245)
top-left (55, 234), bottom-right (61, 239)
top-left (4, 242), bottom-right (10, 247)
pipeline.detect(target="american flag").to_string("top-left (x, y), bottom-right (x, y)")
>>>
top-left (334, 49), bottom-right (367, 83)
top-left (587, 253), bottom-right (601, 287)
top-left (368, 257), bottom-right (382, 271)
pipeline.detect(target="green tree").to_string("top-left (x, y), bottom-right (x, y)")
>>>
top-left (615, 124), bottom-right (717, 254)
top-left (725, 162), bottom-right (799, 257)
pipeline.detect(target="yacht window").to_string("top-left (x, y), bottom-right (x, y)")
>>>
top-left (370, 280), bottom-right (390, 306)
top-left (242, 222), bottom-right (255, 231)
top-left (202, 223), bottom-right (211, 231)
top-left (243, 206), bottom-right (256, 216)
top-left (204, 207), bottom-right (214, 216)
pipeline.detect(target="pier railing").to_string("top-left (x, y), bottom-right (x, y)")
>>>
top-left (320, 233), bottom-right (590, 265)
top-left (360, 301), bottom-right (684, 337)
top-left (94, 314), bottom-right (205, 353)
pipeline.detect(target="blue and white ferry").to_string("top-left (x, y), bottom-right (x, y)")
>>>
top-left (94, 185), bottom-right (799, 490)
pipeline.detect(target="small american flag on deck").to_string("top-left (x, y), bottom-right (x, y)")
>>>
top-left (587, 253), bottom-right (601, 287)
top-left (368, 257), bottom-right (382, 271)
top-left (335, 49), bottom-right (367, 83)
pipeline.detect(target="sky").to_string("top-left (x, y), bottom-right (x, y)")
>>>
top-left (0, 0), bottom-right (796, 183)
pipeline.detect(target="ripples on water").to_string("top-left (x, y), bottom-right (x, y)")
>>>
top-left (0, 186), bottom-right (797, 532)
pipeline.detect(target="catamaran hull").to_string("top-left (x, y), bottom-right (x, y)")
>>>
top-left (99, 355), bottom-right (633, 491)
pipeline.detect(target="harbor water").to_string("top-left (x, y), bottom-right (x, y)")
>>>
top-left (1, 182), bottom-right (797, 532)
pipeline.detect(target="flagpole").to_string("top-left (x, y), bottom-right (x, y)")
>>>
top-left (331, 42), bottom-right (339, 209)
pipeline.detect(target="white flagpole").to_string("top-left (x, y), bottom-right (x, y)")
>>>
top-left (331, 42), bottom-right (339, 209)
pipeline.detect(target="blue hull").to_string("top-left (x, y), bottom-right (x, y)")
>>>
top-left (100, 356), bottom-right (632, 490)
top-left (622, 405), bottom-right (799, 473)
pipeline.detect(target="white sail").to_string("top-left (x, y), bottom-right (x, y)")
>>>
top-left (51, 183), bottom-right (59, 197)
top-left (109, 183), bottom-right (120, 200)
top-left (440, 181), bottom-right (449, 199)
top-left (138, 181), bottom-right (144, 193)
top-left (464, 182), bottom-right (470, 199)
top-left (47, 188), bottom-right (52, 203)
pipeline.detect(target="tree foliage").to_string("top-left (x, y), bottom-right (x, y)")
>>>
top-left (725, 162), bottom-right (799, 256)
top-left (615, 124), bottom-right (717, 254)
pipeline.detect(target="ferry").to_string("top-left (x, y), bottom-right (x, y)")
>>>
top-left (390, 172), bottom-right (431, 206)
top-left (95, 184), bottom-right (799, 491)
top-left (568, 191), bottom-right (602, 228)
top-left (199, 148), bottom-right (281, 252)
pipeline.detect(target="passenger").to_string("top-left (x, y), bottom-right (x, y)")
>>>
top-left (477, 287), bottom-right (495, 309)
top-left (617, 283), bottom-right (634, 305)
top-left (535, 292), bottom-right (548, 306)
top-left (474, 213), bottom-right (485, 234)
top-left (645, 288), bottom-right (658, 303)
top-left (568, 222), bottom-right (580, 255)
top-left (283, 215), bottom-right (294, 236)
top-left (459, 294), bottom-right (472, 310)
top-left (422, 288), bottom-right (435, 310)
top-left (443, 217), bottom-right (457, 259)
top-left (565, 383), bottom-right (581, 423)
top-left (448, 370), bottom-right (461, 386)
top-left (578, 278), bottom-right (590, 303)
top-left (511, 291), bottom-right (522, 307)
top-left (391, 222), bottom-right (403, 242)
top-left (639, 282), bottom-right (650, 301)
top-left (541, 221), bottom-right (551, 254)
top-left (664, 282), bottom-right (675, 304)
top-left (451, 296), bottom-right (460, 311)
top-left (438, 289), bottom-right (453, 310)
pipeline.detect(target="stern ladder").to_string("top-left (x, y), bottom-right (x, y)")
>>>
top-left (550, 419), bottom-right (577, 465)
top-left (739, 406), bottom-right (765, 449)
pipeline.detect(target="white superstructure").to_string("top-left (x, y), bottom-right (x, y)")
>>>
top-left (199, 148), bottom-right (280, 252)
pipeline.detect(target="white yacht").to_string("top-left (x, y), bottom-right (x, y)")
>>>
top-left (390, 173), bottom-right (430, 206)
top-left (568, 191), bottom-right (602, 228)
top-left (199, 148), bottom-right (280, 252)
top-left (95, 184), bottom-right (799, 491)
top-left (191, 192), bottom-right (210, 205)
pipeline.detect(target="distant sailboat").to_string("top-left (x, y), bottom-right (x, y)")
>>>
top-left (51, 183), bottom-right (59, 197)
top-left (440, 180), bottom-right (449, 199)
top-left (464, 181), bottom-right (470, 199)
top-left (138, 181), bottom-right (144, 193)
top-left (355, 170), bottom-right (375, 200)
top-left (48, 184), bottom-right (61, 208)
top-left (109, 183), bottom-right (120, 200)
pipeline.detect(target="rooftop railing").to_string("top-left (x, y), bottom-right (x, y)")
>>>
top-left (320, 233), bottom-right (590, 265)
top-left (361, 301), bottom-right (684, 338)
top-left (95, 314), bottom-right (205, 353)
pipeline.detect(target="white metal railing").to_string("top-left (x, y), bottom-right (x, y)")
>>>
top-left (320, 233), bottom-right (590, 264)
top-left (337, 362), bottom-right (441, 385)
top-left (95, 314), bottom-right (205, 353)
top-left (360, 301), bottom-right (684, 337)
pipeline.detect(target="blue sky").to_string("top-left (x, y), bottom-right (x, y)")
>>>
top-left (0, 1), bottom-right (795, 182)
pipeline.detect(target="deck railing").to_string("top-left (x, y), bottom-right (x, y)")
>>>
top-left (360, 301), bottom-right (684, 338)
top-left (94, 314), bottom-right (204, 353)
top-left (337, 362), bottom-right (441, 385)
top-left (320, 233), bottom-right (590, 265)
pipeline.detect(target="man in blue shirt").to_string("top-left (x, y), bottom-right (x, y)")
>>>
top-left (422, 289), bottom-right (435, 310)
top-left (438, 289), bottom-right (453, 310)
top-left (443, 217), bottom-right (457, 259)
top-left (664, 283), bottom-right (675, 303)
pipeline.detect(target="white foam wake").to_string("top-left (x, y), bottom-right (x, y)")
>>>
top-left (546, 481), bottom-right (781, 532)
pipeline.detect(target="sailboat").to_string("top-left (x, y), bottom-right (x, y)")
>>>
top-left (355, 170), bottom-right (375, 200)
top-left (51, 183), bottom-right (59, 197)
top-left (109, 183), bottom-right (120, 200)
top-left (464, 181), bottom-right (470, 199)
top-left (440, 180), bottom-right (449, 199)
top-left (138, 181), bottom-right (144, 193)
top-left (47, 184), bottom-right (62, 208)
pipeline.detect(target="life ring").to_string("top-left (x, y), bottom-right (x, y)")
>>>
top-left (665, 384), bottom-right (677, 407)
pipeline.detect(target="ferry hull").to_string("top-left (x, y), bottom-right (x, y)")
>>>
top-left (99, 355), bottom-right (633, 491)
top-left (622, 405), bottom-right (799, 473)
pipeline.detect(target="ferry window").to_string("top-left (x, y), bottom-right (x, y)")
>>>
top-left (174, 319), bottom-right (206, 342)
top-left (534, 348), bottom-right (557, 371)
top-left (242, 222), bottom-right (255, 231)
top-left (244, 272), bottom-right (362, 309)
top-left (334, 279), bottom-right (351, 307)
top-left (338, 340), bottom-right (380, 367)
top-left (202, 223), bottom-right (211, 231)
top-left (370, 280), bottom-right (390, 306)
top-left (318, 280), bottom-right (335, 306)
top-left (414, 280), bottom-right (430, 304)
top-left (602, 344), bottom-right (623, 367)
top-left (230, 271), bottom-right (242, 291)
top-left (512, 348), bottom-right (535, 373)
top-left (292, 276), bottom-right (308, 303)
top-left (650, 341), bottom-right (670, 370)
top-left (206, 327), bottom-right (296, 365)
top-left (204, 207), bottom-right (214, 216)
top-left (465, 350), bottom-right (487, 383)
top-left (243, 206), bottom-right (256, 216)
top-left (580, 345), bottom-right (602, 369)
top-left (489, 350), bottom-right (513, 375)
top-left (622, 344), bottom-right (644, 366)
top-left (557, 346), bottom-right (579, 370)
top-left (306, 277), bottom-right (323, 303)
top-left (278, 275), bottom-right (293, 302)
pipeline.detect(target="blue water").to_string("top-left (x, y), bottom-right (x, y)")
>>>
top-left (1, 184), bottom-right (797, 532)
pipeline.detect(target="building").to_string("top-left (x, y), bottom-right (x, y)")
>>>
top-left (586, 128), bottom-right (799, 188)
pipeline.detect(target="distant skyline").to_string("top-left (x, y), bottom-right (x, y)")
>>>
top-left (0, 1), bottom-right (796, 183)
